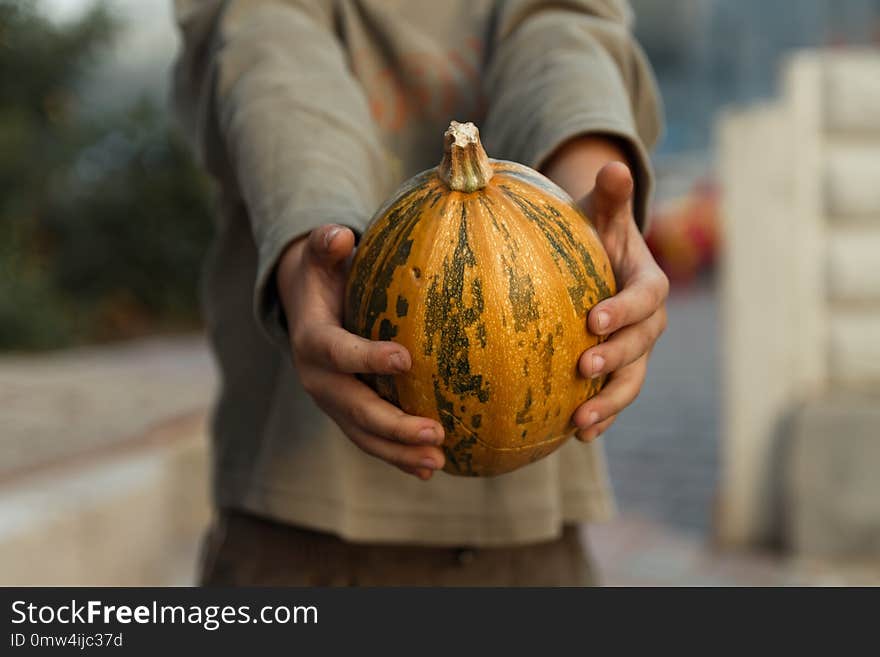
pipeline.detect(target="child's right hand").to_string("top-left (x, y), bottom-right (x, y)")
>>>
top-left (276, 224), bottom-right (446, 480)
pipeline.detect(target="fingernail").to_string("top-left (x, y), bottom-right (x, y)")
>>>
top-left (585, 411), bottom-right (599, 428)
top-left (596, 311), bottom-right (610, 333)
top-left (591, 354), bottom-right (605, 378)
top-left (323, 227), bottom-right (341, 250)
top-left (418, 427), bottom-right (442, 445)
top-left (420, 457), bottom-right (440, 470)
top-left (388, 351), bottom-right (408, 372)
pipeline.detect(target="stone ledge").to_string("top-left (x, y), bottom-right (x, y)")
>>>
top-left (826, 145), bottom-right (880, 216)
top-left (823, 52), bottom-right (880, 134)
top-left (0, 411), bottom-right (210, 586)
top-left (829, 313), bottom-right (880, 385)
top-left (827, 228), bottom-right (880, 302)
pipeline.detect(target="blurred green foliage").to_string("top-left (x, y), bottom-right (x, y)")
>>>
top-left (0, 0), bottom-right (214, 350)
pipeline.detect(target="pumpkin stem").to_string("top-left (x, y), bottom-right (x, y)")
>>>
top-left (438, 121), bottom-right (494, 192)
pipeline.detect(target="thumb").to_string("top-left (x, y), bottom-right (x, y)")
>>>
top-left (306, 224), bottom-right (356, 272)
top-left (293, 224), bottom-right (357, 323)
top-left (580, 161), bottom-right (634, 229)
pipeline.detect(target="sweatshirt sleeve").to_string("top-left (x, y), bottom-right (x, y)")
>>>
top-left (172, 0), bottom-right (391, 346)
top-left (481, 0), bottom-right (663, 230)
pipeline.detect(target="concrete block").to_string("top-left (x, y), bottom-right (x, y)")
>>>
top-left (827, 228), bottom-right (880, 302)
top-left (786, 398), bottom-right (880, 558)
top-left (823, 52), bottom-right (880, 134)
top-left (826, 144), bottom-right (880, 217)
top-left (717, 49), bottom-right (880, 550)
top-left (717, 101), bottom-right (804, 546)
top-left (829, 313), bottom-right (880, 385)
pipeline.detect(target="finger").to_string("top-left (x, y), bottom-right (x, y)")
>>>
top-left (346, 425), bottom-right (446, 472)
top-left (400, 465), bottom-right (436, 481)
top-left (279, 225), bottom-right (355, 326)
top-left (572, 356), bottom-right (648, 430)
top-left (575, 414), bottom-right (618, 442)
top-left (342, 379), bottom-right (445, 446)
top-left (310, 370), bottom-right (444, 446)
top-left (296, 322), bottom-right (412, 375)
top-left (306, 224), bottom-right (356, 270)
top-left (588, 268), bottom-right (669, 335)
top-left (579, 307), bottom-right (666, 378)
top-left (581, 161), bottom-right (633, 222)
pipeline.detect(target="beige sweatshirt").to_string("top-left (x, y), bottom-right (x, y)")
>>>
top-left (172, 0), bottom-right (662, 546)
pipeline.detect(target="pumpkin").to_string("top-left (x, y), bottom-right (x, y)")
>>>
top-left (345, 121), bottom-right (616, 477)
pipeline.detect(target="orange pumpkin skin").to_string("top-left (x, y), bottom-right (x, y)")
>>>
top-left (344, 122), bottom-right (616, 477)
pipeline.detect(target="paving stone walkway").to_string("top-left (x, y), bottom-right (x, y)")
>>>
top-left (602, 281), bottom-right (720, 535)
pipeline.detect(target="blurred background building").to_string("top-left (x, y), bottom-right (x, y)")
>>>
top-left (1, 0), bottom-right (878, 585)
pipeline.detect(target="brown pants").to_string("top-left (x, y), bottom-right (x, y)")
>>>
top-left (199, 510), bottom-right (597, 586)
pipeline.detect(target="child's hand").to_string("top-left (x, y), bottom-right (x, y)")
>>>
top-left (543, 139), bottom-right (668, 443)
top-left (572, 162), bottom-right (668, 441)
top-left (277, 225), bottom-right (445, 480)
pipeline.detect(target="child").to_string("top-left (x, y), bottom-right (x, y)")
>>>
top-left (173, 0), bottom-right (667, 585)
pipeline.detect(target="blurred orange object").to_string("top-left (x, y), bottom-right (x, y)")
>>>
top-left (645, 180), bottom-right (721, 285)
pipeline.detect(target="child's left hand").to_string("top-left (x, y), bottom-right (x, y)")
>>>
top-left (543, 141), bottom-right (669, 442)
top-left (574, 162), bottom-right (668, 441)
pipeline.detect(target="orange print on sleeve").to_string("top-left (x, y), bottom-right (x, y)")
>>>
top-left (357, 38), bottom-right (486, 134)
